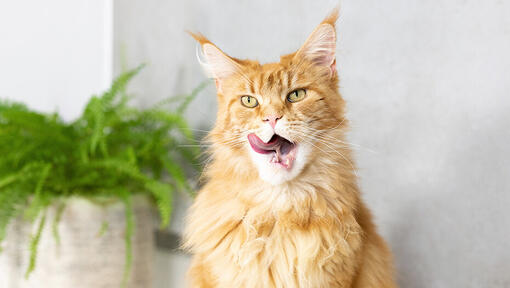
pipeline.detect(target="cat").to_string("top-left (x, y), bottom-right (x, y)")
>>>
top-left (183, 9), bottom-right (396, 288)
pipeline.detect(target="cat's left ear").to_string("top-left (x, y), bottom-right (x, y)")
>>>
top-left (189, 32), bottom-right (240, 93)
top-left (294, 8), bottom-right (339, 77)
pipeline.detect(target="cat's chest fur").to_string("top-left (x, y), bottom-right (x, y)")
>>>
top-left (200, 190), bottom-right (364, 288)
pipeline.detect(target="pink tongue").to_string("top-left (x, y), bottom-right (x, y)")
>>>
top-left (247, 133), bottom-right (293, 155)
top-left (247, 133), bottom-right (296, 169)
top-left (248, 133), bottom-right (278, 154)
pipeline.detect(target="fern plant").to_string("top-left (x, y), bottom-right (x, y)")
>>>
top-left (0, 65), bottom-right (206, 285)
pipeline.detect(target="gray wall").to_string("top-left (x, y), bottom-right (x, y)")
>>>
top-left (114, 1), bottom-right (510, 287)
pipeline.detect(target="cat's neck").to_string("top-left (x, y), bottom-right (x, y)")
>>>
top-left (205, 144), bottom-right (361, 222)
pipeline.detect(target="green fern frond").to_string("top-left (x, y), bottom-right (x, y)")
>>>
top-left (87, 96), bottom-right (105, 155)
top-left (120, 190), bottom-right (134, 288)
top-left (25, 210), bottom-right (47, 278)
top-left (96, 220), bottom-right (109, 238)
top-left (51, 202), bottom-right (66, 246)
top-left (0, 173), bottom-right (19, 189)
top-left (90, 159), bottom-right (146, 181)
top-left (0, 187), bottom-right (29, 245)
top-left (177, 80), bottom-right (210, 113)
top-left (145, 181), bottom-right (173, 228)
top-left (101, 64), bottom-right (145, 107)
top-left (24, 164), bottom-right (52, 222)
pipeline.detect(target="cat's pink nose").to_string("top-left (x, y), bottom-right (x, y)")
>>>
top-left (263, 115), bottom-right (282, 129)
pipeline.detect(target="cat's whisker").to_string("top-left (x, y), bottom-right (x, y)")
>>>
top-left (325, 118), bottom-right (348, 131)
top-left (296, 126), bottom-right (376, 153)
top-left (218, 136), bottom-right (247, 148)
top-left (306, 132), bottom-right (366, 152)
top-left (204, 133), bottom-right (246, 143)
top-left (291, 130), bottom-right (350, 151)
top-left (198, 154), bottom-right (215, 168)
top-left (291, 129), bottom-right (358, 151)
top-left (185, 128), bottom-right (213, 133)
top-left (293, 134), bottom-right (359, 178)
top-left (291, 130), bottom-right (357, 167)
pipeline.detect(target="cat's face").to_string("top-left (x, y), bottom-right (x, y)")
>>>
top-left (195, 13), bottom-right (344, 185)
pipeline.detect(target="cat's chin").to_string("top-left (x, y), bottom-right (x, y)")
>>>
top-left (248, 142), bottom-right (311, 186)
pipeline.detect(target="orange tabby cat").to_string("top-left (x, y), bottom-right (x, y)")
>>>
top-left (183, 9), bottom-right (396, 288)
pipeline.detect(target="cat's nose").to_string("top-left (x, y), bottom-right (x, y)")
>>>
top-left (263, 115), bottom-right (282, 129)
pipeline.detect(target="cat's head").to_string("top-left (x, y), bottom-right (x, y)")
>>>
top-left (194, 9), bottom-right (346, 185)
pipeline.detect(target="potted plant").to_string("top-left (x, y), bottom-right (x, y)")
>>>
top-left (0, 66), bottom-right (205, 287)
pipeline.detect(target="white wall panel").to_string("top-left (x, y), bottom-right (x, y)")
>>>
top-left (0, 0), bottom-right (113, 121)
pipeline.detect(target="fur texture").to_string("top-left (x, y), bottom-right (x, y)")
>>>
top-left (183, 9), bottom-right (396, 288)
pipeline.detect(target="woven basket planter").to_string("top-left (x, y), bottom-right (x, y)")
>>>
top-left (0, 196), bottom-right (155, 288)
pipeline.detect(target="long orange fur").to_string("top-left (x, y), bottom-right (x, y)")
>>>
top-left (183, 9), bottom-right (396, 288)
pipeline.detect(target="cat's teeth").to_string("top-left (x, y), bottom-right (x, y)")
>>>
top-left (285, 159), bottom-right (290, 166)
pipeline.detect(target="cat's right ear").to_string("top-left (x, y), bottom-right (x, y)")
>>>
top-left (294, 8), bottom-right (339, 77)
top-left (189, 32), bottom-right (239, 93)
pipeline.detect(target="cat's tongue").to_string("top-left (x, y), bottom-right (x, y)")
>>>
top-left (248, 133), bottom-right (280, 153)
top-left (247, 133), bottom-right (296, 169)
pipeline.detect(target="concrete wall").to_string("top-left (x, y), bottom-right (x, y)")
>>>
top-left (119, 0), bottom-right (509, 287)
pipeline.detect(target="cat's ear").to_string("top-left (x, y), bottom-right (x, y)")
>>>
top-left (189, 32), bottom-right (240, 92)
top-left (294, 8), bottom-right (339, 76)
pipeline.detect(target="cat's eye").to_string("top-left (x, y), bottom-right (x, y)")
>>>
top-left (240, 95), bottom-right (258, 108)
top-left (287, 89), bottom-right (306, 103)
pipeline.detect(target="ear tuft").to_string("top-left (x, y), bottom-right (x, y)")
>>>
top-left (321, 7), bottom-right (339, 27)
top-left (187, 31), bottom-right (212, 46)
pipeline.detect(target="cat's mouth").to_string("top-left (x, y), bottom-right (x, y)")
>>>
top-left (247, 133), bottom-right (297, 169)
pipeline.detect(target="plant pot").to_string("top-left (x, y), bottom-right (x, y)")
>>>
top-left (0, 195), bottom-right (155, 288)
